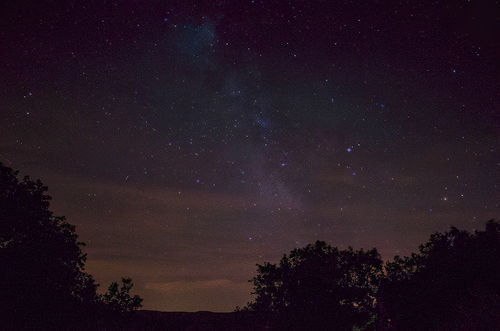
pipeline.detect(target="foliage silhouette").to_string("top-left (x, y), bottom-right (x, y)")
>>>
top-left (246, 241), bottom-right (383, 330)
top-left (0, 163), bottom-right (142, 330)
top-left (245, 222), bottom-right (500, 331)
top-left (101, 277), bottom-right (143, 313)
top-left (378, 220), bottom-right (500, 330)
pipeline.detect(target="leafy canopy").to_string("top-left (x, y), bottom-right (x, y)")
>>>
top-left (248, 241), bottom-right (383, 330)
top-left (0, 163), bottom-right (142, 329)
top-left (379, 220), bottom-right (500, 330)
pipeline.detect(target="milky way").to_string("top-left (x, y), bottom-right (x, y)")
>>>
top-left (1, 1), bottom-right (499, 311)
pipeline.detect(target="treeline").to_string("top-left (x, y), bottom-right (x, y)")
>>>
top-left (1, 162), bottom-right (499, 330)
top-left (242, 221), bottom-right (500, 330)
top-left (0, 163), bottom-right (142, 330)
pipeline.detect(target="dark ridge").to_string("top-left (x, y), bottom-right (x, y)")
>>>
top-left (122, 310), bottom-right (263, 331)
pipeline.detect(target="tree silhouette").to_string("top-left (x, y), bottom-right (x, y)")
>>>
top-left (246, 241), bottom-right (383, 331)
top-left (0, 163), bottom-right (142, 329)
top-left (0, 163), bottom-right (100, 328)
top-left (378, 220), bottom-right (500, 330)
top-left (101, 277), bottom-right (143, 313)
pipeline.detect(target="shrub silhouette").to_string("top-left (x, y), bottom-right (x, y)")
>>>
top-left (246, 241), bottom-right (383, 330)
top-left (0, 163), bottom-right (142, 329)
top-left (378, 220), bottom-right (500, 330)
top-left (101, 277), bottom-right (143, 313)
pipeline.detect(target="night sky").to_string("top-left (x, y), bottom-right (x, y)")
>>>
top-left (1, 1), bottom-right (499, 312)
